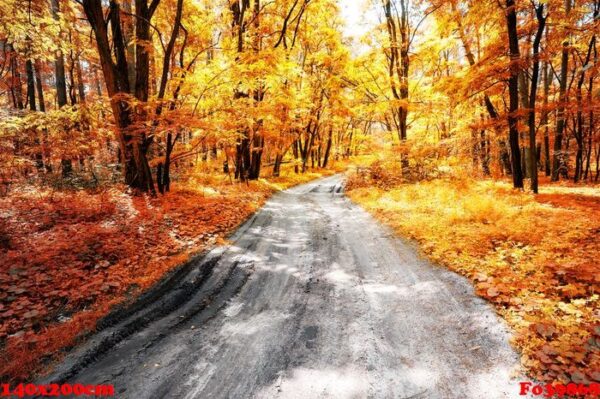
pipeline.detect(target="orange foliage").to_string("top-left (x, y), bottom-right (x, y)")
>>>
top-left (347, 165), bottom-right (599, 384)
top-left (0, 168), bottom-right (338, 381)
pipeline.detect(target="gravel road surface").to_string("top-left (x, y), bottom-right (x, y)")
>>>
top-left (44, 175), bottom-right (524, 398)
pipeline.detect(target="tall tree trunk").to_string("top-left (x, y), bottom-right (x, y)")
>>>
top-left (527, 4), bottom-right (546, 193)
top-left (584, 42), bottom-right (596, 180)
top-left (123, 0), bottom-right (137, 93)
top-left (34, 60), bottom-right (52, 172)
top-left (519, 69), bottom-right (529, 179)
top-left (25, 60), bottom-right (36, 111)
top-left (9, 45), bottom-right (24, 109)
top-left (302, 127), bottom-right (316, 173)
top-left (34, 60), bottom-right (46, 112)
top-left (230, 0), bottom-right (251, 182)
top-left (27, 59), bottom-right (44, 171)
top-left (51, 0), bottom-right (68, 108)
top-left (302, 105), bottom-right (322, 173)
top-left (398, 3), bottom-right (409, 144)
top-left (249, 0), bottom-right (263, 180)
top-left (51, 0), bottom-right (72, 176)
top-left (67, 49), bottom-right (77, 105)
top-left (454, 3), bottom-right (507, 176)
top-left (581, 5), bottom-right (598, 181)
top-left (542, 59), bottom-right (551, 176)
top-left (574, 37), bottom-right (596, 182)
top-left (505, 0), bottom-right (524, 188)
top-left (154, 0), bottom-right (184, 192)
top-left (134, 0), bottom-right (152, 103)
top-left (383, 0), bottom-right (409, 144)
top-left (552, 0), bottom-right (572, 181)
top-left (76, 57), bottom-right (86, 103)
top-left (155, 0), bottom-right (183, 113)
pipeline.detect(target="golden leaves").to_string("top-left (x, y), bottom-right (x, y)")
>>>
top-left (347, 167), bottom-right (600, 384)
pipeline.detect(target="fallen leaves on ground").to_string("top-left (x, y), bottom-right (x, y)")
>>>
top-left (0, 168), bottom-right (337, 381)
top-left (347, 170), bottom-right (599, 384)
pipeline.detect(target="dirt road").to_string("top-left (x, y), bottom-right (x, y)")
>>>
top-left (44, 175), bottom-right (524, 398)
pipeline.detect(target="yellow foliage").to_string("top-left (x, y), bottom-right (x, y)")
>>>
top-left (347, 168), bottom-right (599, 383)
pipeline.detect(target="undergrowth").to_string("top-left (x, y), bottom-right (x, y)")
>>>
top-left (347, 160), bottom-right (599, 384)
top-left (0, 165), bottom-right (341, 381)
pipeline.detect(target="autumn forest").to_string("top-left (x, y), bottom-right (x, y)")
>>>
top-left (0, 0), bottom-right (598, 396)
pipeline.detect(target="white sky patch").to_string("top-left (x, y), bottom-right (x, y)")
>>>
top-left (340, 0), bottom-right (375, 40)
top-left (339, 0), bottom-right (380, 56)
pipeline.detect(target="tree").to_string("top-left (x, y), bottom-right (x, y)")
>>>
top-left (551, 0), bottom-right (572, 181)
top-left (228, 0), bottom-right (312, 181)
top-left (504, 0), bottom-right (524, 189)
top-left (382, 0), bottom-right (410, 143)
top-left (527, 3), bottom-right (547, 193)
top-left (80, 0), bottom-right (159, 193)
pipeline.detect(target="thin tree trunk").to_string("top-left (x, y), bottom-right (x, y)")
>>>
top-left (527, 4), bottom-right (546, 193)
top-left (51, 0), bottom-right (68, 107)
top-left (25, 60), bottom-right (36, 111)
top-left (584, 55), bottom-right (596, 180)
top-left (383, 0), bottom-right (409, 145)
top-left (154, 0), bottom-right (184, 192)
top-left (93, 65), bottom-right (102, 97)
top-left (322, 127), bottom-right (333, 168)
top-left (160, 132), bottom-right (177, 193)
top-left (27, 58), bottom-right (44, 171)
top-left (134, 0), bottom-right (152, 102)
top-left (249, 0), bottom-right (263, 180)
top-left (68, 49), bottom-right (77, 105)
top-left (9, 45), bottom-right (24, 109)
top-left (454, 4), bottom-right (507, 176)
top-left (552, 0), bottom-right (572, 181)
top-left (480, 129), bottom-right (490, 175)
top-left (542, 58), bottom-right (551, 176)
top-left (122, 0), bottom-right (136, 93)
top-left (34, 60), bottom-right (52, 172)
top-left (51, 0), bottom-right (72, 176)
top-left (34, 60), bottom-right (45, 112)
top-left (230, 0), bottom-right (251, 182)
top-left (505, 0), bottom-right (524, 188)
top-left (76, 57), bottom-right (86, 103)
top-left (293, 139), bottom-right (299, 173)
top-left (249, 135), bottom-right (264, 179)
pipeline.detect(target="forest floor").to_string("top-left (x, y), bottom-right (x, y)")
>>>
top-left (1, 158), bottom-right (598, 387)
top-left (346, 166), bottom-right (600, 385)
top-left (0, 164), bottom-right (347, 381)
top-left (43, 175), bottom-right (522, 399)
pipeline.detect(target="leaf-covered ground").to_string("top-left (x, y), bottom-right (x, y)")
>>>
top-left (347, 170), bottom-right (599, 385)
top-left (0, 170), bottom-right (336, 381)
